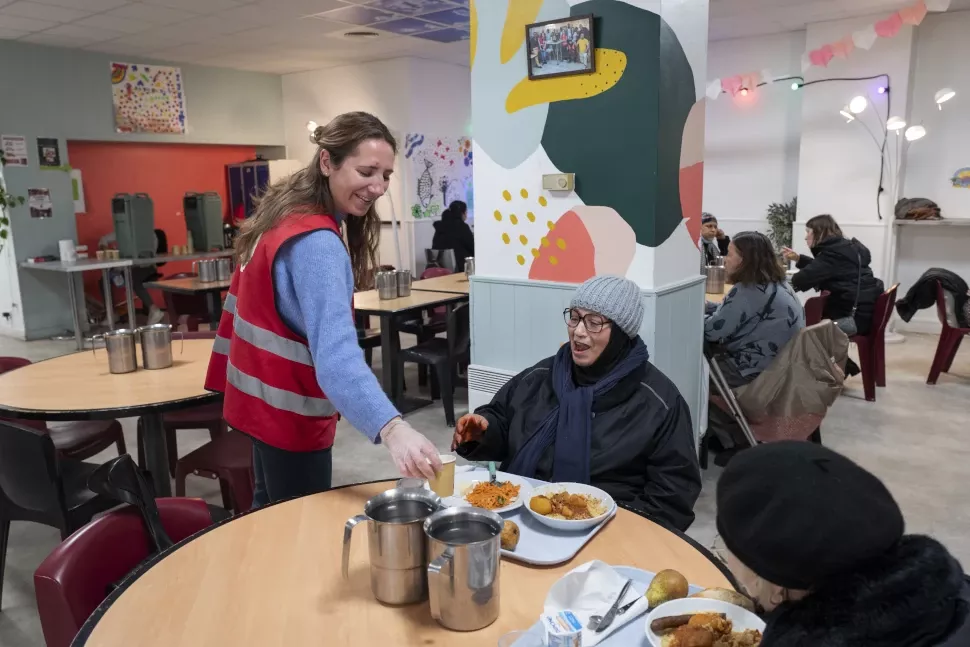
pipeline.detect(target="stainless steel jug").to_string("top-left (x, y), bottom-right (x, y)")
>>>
top-left (425, 507), bottom-right (503, 631)
top-left (343, 488), bottom-right (441, 605)
top-left (138, 324), bottom-right (182, 370)
top-left (194, 259), bottom-right (219, 283)
top-left (425, 248), bottom-right (456, 271)
top-left (396, 270), bottom-right (412, 297)
top-left (93, 329), bottom-right (138, 374)
top-left (463, 257), bottom-right (475, 277)
top-left (705, 265), bottom-right (726, 294)
top-left (216, 257), bottom-right (232, 281)
top-left (375, 270), bottom-right (398, 300)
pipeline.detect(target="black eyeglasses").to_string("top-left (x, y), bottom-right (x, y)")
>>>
top-left (563, 308), bottom-right (611, 333)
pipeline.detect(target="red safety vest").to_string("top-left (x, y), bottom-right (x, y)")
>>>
top-left (205, 214), bottom-right (343, 452)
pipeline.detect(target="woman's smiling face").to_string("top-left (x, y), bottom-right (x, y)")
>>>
top-left (320, 138), bottom-right (395, 217)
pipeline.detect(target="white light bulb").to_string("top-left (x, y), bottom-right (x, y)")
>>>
top-left (904, 125), bottom-right (926, 141)
top-left (849, 96), bottom-right (868, 114)
top-left (886, 116), bottom-right (907, 131)
top-left (934, 88), bottom-right (955, 109)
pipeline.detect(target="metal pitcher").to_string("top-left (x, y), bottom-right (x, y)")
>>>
top-left (425, 507), bottom-right (503, 632)
top-left (463, 257), bottom-right (475, 277)
top-left (137, 324), bottom-right (182, 370)
top-left (343, 488), bottom-right (441, 605)
top-left (194, 259), bottom-right (219, 283)
top-left (396, 270), bottom-right (412, 297)
top-left (216, 257), bottom-right (232, 282)
top-left (375, 270), bottom-right (398, 300)
top-left (705, 265), bottom-right (726, 294)
top-left (92, 329), bottom-right (138, 374)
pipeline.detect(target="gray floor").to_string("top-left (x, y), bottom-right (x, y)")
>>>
top-left (0, 332), bottom-right (968, 646)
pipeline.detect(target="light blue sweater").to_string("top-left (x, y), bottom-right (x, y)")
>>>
top-left (271, 229), bottom-right (398, 443)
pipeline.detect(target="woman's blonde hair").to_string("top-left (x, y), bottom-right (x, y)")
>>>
top-left (234, 111), bottom-right (396, 289)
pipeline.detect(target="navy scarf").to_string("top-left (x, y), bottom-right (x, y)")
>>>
top-left (506, 337), bottom-right (649, 483)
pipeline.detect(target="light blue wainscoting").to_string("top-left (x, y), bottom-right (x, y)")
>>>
top-left (469, 275), bottom-right (707, 438)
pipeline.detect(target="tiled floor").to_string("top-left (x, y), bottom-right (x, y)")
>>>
top-left (0, 331), bottom-right (967, 646)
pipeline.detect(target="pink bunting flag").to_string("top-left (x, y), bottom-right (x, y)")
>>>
top-left (809, 45), bottom-right (835, 68)
top-left (721, 75), bottom-right (744, 97)
top-left (899, 0), bottom-right (928, 25)
top-left (831, 35), bottom-right (855, 59)
top-left (852, 26), bottom-right (878, 50)
top-left (875, 12), bottom-right (903, 38)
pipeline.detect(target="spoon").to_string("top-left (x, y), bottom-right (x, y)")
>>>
top-left (588, 598), bottom-right (644, 631)
top-left (488, 461), bottom-right (497, 484)
top-left (586, 579), bottom-right (633, 631)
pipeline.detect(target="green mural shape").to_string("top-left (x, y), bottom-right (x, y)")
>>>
top-left (541, 0), bottom-right (696, 248)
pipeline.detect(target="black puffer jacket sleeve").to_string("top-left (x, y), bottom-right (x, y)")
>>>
top-left (791, 253), bottom-right (839, 292)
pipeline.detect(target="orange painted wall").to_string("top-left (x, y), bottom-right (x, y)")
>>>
top-left (68, 141), bottom-right (255, 303)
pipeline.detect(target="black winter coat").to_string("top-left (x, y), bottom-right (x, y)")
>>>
top-left (791, 237), bottom-right (884, 335)
top-left (896, 268), bottom-right (970, 328)
top-left (431, 214), bottom-right (474, 271)
top-left (457, 357), bottom-right (701, 532)
top-left (762, 535), bottom-right (970, 647)
top-left (702, 235), bottom-right (730, 266)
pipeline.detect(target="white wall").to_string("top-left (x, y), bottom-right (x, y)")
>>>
top-left (281, 57), bottom-right (471, 272)
top-left (704, 31), bottom-right (805, 235)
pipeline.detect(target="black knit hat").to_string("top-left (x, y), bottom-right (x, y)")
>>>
top-left (701, 212), bottom-right (717, 224)
top-left (716, 442), bottom-right (904, 590)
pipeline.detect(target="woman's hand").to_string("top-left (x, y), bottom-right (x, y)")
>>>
top-left (451, 413), bottom-right (489, 451)
top-left (781, 247), bottom-right (800, 262)
top-left (380, 418), bottom-right (442, 480)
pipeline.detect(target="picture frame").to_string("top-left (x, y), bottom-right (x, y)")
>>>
top-left (525, 14), bottom-right (596, 81)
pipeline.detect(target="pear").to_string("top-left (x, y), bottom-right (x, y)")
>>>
top-left (646, 569), bottom-right (689, 607)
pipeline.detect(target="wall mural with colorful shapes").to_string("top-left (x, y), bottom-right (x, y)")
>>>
top-left (404, 133), bottom-right (473, 220)
top-left (470, 0), bottom-right (708, 286)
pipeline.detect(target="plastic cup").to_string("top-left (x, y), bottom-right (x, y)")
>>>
top-left (427, 454), bottom-right (456, 497)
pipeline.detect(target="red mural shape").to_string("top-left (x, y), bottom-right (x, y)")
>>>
top-left (528, 210), bottom-right (596, 283)
top-left (680, 162), bottom-right (704, 244)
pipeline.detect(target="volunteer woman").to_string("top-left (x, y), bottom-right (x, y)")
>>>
top-left (206, 112), bottom-right (442, 506)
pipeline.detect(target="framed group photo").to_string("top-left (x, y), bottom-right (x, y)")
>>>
top-left (526, 14), bottom-right (595, 80)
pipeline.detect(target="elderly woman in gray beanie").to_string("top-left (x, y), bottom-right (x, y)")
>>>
top-left (452, 275), bottom-right (701, 531)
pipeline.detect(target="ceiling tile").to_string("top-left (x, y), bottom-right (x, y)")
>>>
top-left (105, 2), bottom-right (200, 24)
top-left (139, 0), bottom-right (240, 13)
top-left (75, 14), bottom-right (151, 33)
top-left (21, 32), bottom-right (98, 46)
top-left (0, 25), bottom-right (28, 37)
top-left (108, 31), bottom-right (188, 49)
top-left (83, 38), bottom-right (157, 54)
top-left (0, 1), bottom-right (92, 22)
top-left (248, 0), bottom-right (346, 18)
top-left (0, 13), bottom-right (55, 30)
top-left (39, 22), bottom-right (123, 42)
top-left (378, 16), bottom-right (441, 35)
top-left (416, 6), bottom-right (467, 28)
top-left (32, 0), bottom-right (129, 10)
top-left (365, 0), bottom-right (459, 16)
top-left (315, 4), bottom-right (400, 26)
top-left (416, 26), bottom-right (467, 42)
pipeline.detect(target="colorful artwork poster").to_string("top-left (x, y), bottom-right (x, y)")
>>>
top-left (950, 167), bottom-right (970, 189)
top-left (28, 188), bottom-right (53, 219)
top-left (111, 62), bottom-right (187, 134)
top-left (404, 133), bottom-right (473, 221)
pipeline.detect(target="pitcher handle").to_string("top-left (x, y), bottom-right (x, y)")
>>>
top-left (174, 331), bottom-right (184, 355)
top-left (427, 547), bottom-right (454, 622)
top-left (91, 334), bottom-right (104, 359)
top-left (342, 515), bottom-right (368, 580)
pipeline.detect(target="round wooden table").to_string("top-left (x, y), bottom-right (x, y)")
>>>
top-left (0, 338), bottom-right (219, 497)
top-left (76, 481), bottom-right (733, 646)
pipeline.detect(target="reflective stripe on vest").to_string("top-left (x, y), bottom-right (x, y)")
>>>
top-left (213, 334), bottom-right (230, 356)
top-left (224, 293), bottom-right (237, 314)
top-left (226, 362), bottom-right (336, 417)
top-left (232, 313), bottom-right (313, 366)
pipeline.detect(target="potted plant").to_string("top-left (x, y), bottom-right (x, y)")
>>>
top-left (0, 151), bottom-right (25, 254)
top-left (766, 197), bottom-right (797, 249)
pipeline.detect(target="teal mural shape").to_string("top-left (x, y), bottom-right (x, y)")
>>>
top-left (540, 0), bottom-right (696, 248)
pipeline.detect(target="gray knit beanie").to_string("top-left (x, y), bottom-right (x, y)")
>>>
top-left (569, 275), bottom-right (643, 338)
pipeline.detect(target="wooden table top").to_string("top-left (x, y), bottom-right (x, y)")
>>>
top-left (145, 277), bottom-right (231, 294)
top-left (0, 339), bottom-right (218, 420)
top-left (411, 272), bottom-right (470, 295)
top-left (706, 283), bottom-right (735, 305)
top-left (78, 481), bottom-right (731, 647)
top-left (354, 289), bottom-right (466, 314)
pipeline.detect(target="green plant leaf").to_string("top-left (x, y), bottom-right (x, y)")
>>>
top-left (0, 230), bottom-right (8, 239)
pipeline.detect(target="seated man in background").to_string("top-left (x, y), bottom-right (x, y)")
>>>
top-left (700, 212), bottom-right (730, 266)
top-left (452, 275), bottom-right (701, 532)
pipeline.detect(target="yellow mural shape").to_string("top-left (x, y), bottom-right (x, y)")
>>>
top-left (520, 188), bottom-right (529, 198)
top-left (502, 233), bottom-right (511, 244)
top-left (505, 49), bottom-right (629, 114)
top-left (502, 190), bottom-right (512, 201)
top-left (541, 237), bottom-right (550, 248)
top-left (526, 211), bottom-right (536, 222)
top-left (510, 214), bottom-right (518, 225)
top-left (519, 235), bottom-right (528, 245)
top-left (531, 248), bottom-right (540, 257)
top-left (517, 255), bottom-right (526, 265)
top-left (469, 0), bottom-right (477, 68)
top-left (547, 221), bottom-right (555, 230)
top-left (500, 0), bottom-right (543, 64)
top-left (494, 210), bottom-right (502, 221)
top-left (557, 238), bottom-right (566, 250)
top-left (538, 196), bottom-right (548, 207)
top-left (549, 256), bottom-right (559, 265)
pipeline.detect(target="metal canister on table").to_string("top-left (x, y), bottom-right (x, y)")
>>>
top-left (138, 323), bottom-right (182, 370)
top-left (194, 259), bottom-right (219, 283)
top-left (464, 257), bottom-right (475, 276)
top-left (396, 269), bottom-right (412, 297)
top-left (92, 329), bottom-right (138, 374)
top-left (216, 257), bottom-right (232, 282)
top-left (705, 265), bottom-right (726, 294)
top-left (376, 271), bottom-right (398, 300)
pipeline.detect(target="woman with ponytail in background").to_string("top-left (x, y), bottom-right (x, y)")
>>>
top-left (432, 200), bottom-right (474, 272)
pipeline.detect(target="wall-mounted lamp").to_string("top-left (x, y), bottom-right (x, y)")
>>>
top-left (886, 116), bottom-right (907, 131)
top-left (904, 125), bottom-right (927, 141)
top-left (934, 87), bottom-right (956, 109)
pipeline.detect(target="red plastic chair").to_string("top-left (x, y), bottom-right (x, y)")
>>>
top-left (162, 272), bottom-right (208, 332)
top-left (174, 429), bottom-right (254, 514)
top-left (0, 357), bottom-right (126, 459)
top-left (803, 290), bottom-right (831, 326)
top-left (849, 283), bottom-right (898, 402)
top-left (927, 281), bottom-right (970, 385)
top-left (34, 498), bottom-right (214, 647)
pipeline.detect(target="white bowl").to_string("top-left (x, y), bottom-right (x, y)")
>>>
top-left (644, 598), bottom-right (766, 646)
top-left (453, 472), bottom-right (533, 514)
top-left (524, 482), bottom-right (616, 531)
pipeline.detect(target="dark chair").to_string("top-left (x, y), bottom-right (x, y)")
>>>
top-left (34, 497), bottom-right (214, 647)
top-left (0, 420), bottom-right (117, 608)
top-left (849, 283), bottom-right (899, 402)
top-left (399, 303), bottom-right (470, 426)
top-left (174, 430), bottom-right (254, 514)
top-left (162, 271), bottom-right (208, 332)
top-left (803, 290), bottom-right (831, 326)
top-left (400, 266), bottom-right (453, 384)
top-left (0, 357), bottom-right (126, 461)
top-left (927, 281), bottom-right (970, 385)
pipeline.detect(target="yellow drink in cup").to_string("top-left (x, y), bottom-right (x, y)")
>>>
top-left (428, 454), bottom-right (457, 497)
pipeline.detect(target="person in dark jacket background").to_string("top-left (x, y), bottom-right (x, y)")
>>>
top-left (783, 214), bottom-right (884, 336)
top-left (700, 212), bottom-right (731, 266)
top-left (718, 442), bottom-right (970, 647)
top-left (432, 200), bottom-right (474, 272)
top-left (452, 275), bottom-right (701, 532)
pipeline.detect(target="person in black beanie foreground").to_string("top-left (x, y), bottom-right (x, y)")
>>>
top-left (716, 442), bottom-right (970, 646)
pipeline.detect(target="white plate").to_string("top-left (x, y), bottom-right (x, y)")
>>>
top-left (525, 482), bottom-right (616, 531)
top-left (644, 598), bottom-right (766, 646)
top-left (452, 471), bottom-right (533, 514)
